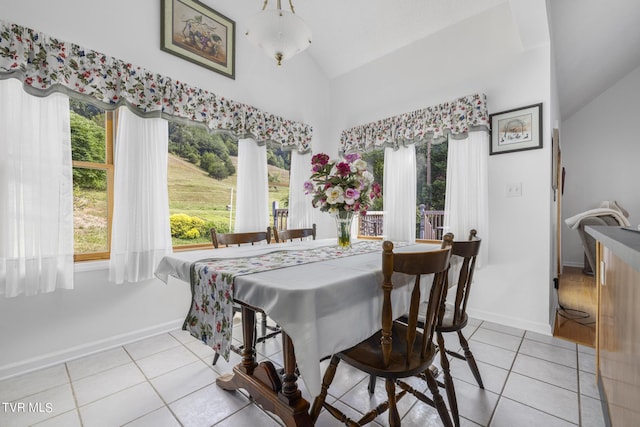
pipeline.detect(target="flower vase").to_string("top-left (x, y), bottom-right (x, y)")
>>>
top-left (335, 211), bottom-right (354, 249)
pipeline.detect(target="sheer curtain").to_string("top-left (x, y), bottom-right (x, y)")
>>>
top-left (235, 138), bottom-right (269, 232)
top-left (0, 79), bottom-right (74, 297)
top-left (287, 151), bottom-right (313, 229)
top-left (444, 131), bottom-right (489, 266)
top-left (109, 108), bottom-right (172, 284)
top-left (383, 145), bottom-right (417, 243)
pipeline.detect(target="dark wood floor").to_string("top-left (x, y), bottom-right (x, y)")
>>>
top-left (553, 266), bottom-right (596, 347)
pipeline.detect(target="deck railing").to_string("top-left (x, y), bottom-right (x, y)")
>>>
top-left (272, 202), bottom-right (445, 240)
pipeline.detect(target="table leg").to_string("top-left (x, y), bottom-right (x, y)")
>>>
top-left (216, 307), bottom-right (313, 426)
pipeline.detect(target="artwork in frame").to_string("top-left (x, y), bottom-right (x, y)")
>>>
top-left (489, 103), bottom-right (542, 155)
top-left (161, 0), bottom-right (235, 79)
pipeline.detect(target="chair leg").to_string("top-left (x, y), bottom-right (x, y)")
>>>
top-left (368, 374), bottom-right (377, 395)
top-left (212, 352), bottom-right (220, 366)
top-left (424, 365), bottom-right (454, 427)
top-left (310, 355), bottom-right (340, 422)
top-left (386, 378), bottom-right (401, 427)
top-left (261, 312), bottom-right (267, 338)
top-left (437, 332), bottom-right (460, 427)
top-left (457, 330), bottom-right (484, 389)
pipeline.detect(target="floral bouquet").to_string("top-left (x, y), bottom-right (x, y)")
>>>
top-left (304, 152), bottom-right (381, 216)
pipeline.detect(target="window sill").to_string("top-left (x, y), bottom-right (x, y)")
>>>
top-left (74, 260), bottom-right (109, 273)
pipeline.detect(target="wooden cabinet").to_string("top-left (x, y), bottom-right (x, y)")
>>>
top-left (590, 227), bottom-right (640, 426)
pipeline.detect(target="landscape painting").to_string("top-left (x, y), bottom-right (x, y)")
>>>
top-left (489, 103), bottom-right (542, 155)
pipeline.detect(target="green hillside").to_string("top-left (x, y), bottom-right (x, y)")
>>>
top-left (168, 153), bottom-right (290, 245)
top-left (74, 153), bottom-right (291, 251)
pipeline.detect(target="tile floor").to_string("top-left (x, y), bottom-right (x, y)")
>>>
top-left (0, 318), bottom-right (607, 426)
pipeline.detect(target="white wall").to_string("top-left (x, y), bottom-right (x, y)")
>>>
top-left (561, 65), bottom-right (640, 267)
top-left (0, 0), bottom-right (330, 379)
top-left (0, 0), bottom-right (560, 378)
top-left (325, 3), bottom-right (555, 334)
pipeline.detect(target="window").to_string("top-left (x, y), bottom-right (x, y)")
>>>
top-left (266, 141), bottom-right (291, 229)
top-left (70, 100), bottom-right (114, 261)
top-left (416, 141), bottom-right (447, 240)
top-left (166, 124), bottom-right (291, 248)
top-left (167, 122), bottom-right (238, 249)
top-left (360, 141), bottom-right (448, 239)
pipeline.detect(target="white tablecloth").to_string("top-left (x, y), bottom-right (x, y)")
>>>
top-left (155, 238), bottom-right (439, 396)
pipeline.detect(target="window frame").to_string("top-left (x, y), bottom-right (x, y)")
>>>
top-left (73, 111), bottom-right (115, 262)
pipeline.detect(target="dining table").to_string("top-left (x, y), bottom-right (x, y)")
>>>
top-left (154, 238), bottom-right (441, 426)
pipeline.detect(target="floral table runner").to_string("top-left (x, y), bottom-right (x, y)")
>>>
top-left (184, 240), bottom-right (390, 361)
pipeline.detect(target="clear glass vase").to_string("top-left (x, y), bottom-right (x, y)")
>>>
top-left (335, 211), bottom-right (354, 249)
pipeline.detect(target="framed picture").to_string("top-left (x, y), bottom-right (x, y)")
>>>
top-left (161, 0), bottom-right (235, 79)
top-left (489, 103), bottom-right (542, 155)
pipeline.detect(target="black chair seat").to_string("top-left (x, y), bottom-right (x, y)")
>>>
top-left (339, 322), bottom-right (438, 379)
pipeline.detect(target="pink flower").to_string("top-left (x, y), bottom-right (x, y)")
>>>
top-left (344, 188), bottom-right (360, 204)
top-left (336, 162), bottom-right (351, 177)
top-left (311, 153), bottom-right (330, 166)
top-left (371, 182), bottom-right (382, 199)
top-left (303, 181), bottom-right (314, 194)
top-left (344, 153), bottom-right (360, 163)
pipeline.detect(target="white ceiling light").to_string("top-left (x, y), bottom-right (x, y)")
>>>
top-left (245, 0), bottom-right (312, 66)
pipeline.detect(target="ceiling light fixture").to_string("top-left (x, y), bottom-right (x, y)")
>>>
top-left (245, 0), bottom-right (312, 66)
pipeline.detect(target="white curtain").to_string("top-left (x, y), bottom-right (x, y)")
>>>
top-left (444, 131), bottom-right (489, 267)
top-left (109, 108), bottom-right (172, 284)
top-left (235, 138), bottom-right (269, 232)
top-left (383, 145), bottom-right (417, 243)
top-left (0, 79), bottom-right (74, 297)
top-left (288, 151), bottom-right (313, 229)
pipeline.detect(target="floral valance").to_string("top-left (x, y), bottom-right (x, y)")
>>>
top-left (0, 20), bottom-right (312, 152)
top-left (340, 93), bottom-right (489, 153)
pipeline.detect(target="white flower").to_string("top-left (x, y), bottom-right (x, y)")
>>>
top-left (362, 171), bottom-right (374, 183)
top-left (353, 158), bottom-right (367, 172)
top-left (325, 186), bottom-right (345, 204)
top-left (328, 207), bottom-right (339, 216)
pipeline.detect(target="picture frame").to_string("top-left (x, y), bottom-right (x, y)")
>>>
top-left (489, 103), bottom-right (542, 155)
top-left (161, 0), bottom-right (235, 79)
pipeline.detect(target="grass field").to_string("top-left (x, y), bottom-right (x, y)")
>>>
top-left (74, 153), bottom-right (291, 252)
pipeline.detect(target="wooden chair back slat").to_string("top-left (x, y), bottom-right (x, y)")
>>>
top-left (274, 224), bottom-right (316, 242)
top-left (449, 230), bottom-right (481, 323)
top-left (380, 234), bottom-right (453, 368)
top-left (210, 227), bottom-right (272, 248)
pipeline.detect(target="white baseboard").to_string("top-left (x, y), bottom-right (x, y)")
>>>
top-left (563, 261), bottom-right (583, 268)
top-left (0, 319), bottom-right (184, 381)
top-left (466, 308), bottom-right (553, 336)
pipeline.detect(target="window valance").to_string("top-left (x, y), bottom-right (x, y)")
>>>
top-left (340, 93), bottom-right (489, 153)
top-left (0, 20), bottom-right (312, 152)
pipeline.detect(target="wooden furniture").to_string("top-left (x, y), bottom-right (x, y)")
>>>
top-left (274, 224), bottom-right (316, 242)
top-left (209, 227), bottom-right (278, 366)
top-left (434, 230), bottom-right (482, 427)
top-left (310, 236), bottom-right (454, 427)
top-left (586, 226), bottom-right (640, 426)
top-left (155, 239), bottom-right (444, 427)
top-left (211, 227), bottom-right (272, 248)
top-left (367, 231), bottom-right (482, 426)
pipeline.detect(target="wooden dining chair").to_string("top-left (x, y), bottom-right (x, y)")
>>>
top-left (273, 224), bottom-right (316, 242)
top-left (370, 230), bottom-right (482, 426)
top-left (432, 229), bottom-right (483, 426)
top-left (310, 235), bottom-right (455, 427)
top-left (209, 227), bottom-right (279, 365)
top-left (210, 227), bottom-right (272, 248)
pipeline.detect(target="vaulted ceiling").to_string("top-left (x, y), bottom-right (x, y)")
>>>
top-left (205, 0), bottom-right (640, 120)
